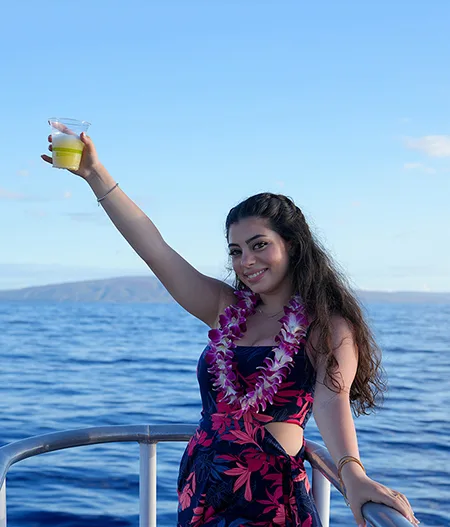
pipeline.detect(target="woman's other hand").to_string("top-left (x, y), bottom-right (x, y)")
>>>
top-left (344, 473), bottom-right (419, 526)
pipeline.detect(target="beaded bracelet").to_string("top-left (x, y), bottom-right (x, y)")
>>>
top-left (97, 182), bottom-right (119, 205)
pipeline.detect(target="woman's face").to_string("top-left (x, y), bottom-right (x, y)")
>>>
top-left (227, 216), bottom-right (292, 296)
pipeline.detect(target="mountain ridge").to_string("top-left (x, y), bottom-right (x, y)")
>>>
top-left (0, 276), bottom-right (449, 304)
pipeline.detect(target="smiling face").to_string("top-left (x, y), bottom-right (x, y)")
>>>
top-left (227, 216), bottom-right (293, 297)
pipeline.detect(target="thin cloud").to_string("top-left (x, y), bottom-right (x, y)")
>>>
top-left (0, 188), bottom-right (77, 202)
top-left (392, 230), bottom-right (415, 240)
top-left (65, 212), bottom-right (99, 222)
top-left (26, 209), bottom-right (47, 218)
top-left (0, 187), bottom-right (26, 200)
top-left (64, 212), bottom-right (108, 224)
top-left (404, 135), bottom-right (450, 157)
top-left (16, 169), bottom-right (30, 177)
top-left (403, 162), bottom-right (436, 175)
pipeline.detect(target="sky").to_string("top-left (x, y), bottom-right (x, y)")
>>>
top-left (1, 0), bottom-right (450, 292)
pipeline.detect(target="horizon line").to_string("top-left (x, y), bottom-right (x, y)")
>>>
top-left (1, 274), bottom-right (449, 295)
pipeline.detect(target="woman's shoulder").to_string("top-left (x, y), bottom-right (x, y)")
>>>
top-left (306, 313), bottom-right (355, 363)
top-left (308, 313), bottom-right (354, 338)
top-left (326, 313), bottom-right (354, 333)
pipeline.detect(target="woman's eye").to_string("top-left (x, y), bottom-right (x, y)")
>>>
top-left (229, 250), bottom-right (241, 257)
top-left (254, 242), bottom-right (267, 250)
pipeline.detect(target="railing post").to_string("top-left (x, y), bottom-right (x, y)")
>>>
top-left (312, 468), bottom-right (331, 527)
top-left (139, 443), bottom-right (157, 527)
top-left (0, 479), bottom-right (6, 527)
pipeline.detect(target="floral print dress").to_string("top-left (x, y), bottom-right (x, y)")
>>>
top-left (177, 336), bottom-right (323, 527)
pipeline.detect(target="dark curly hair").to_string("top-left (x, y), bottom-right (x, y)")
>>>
top-left (225, 192), bottom-right (386, 416)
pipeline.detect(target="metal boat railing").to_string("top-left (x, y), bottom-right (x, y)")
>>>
top-left (0, 424), bottom-right (413, 527)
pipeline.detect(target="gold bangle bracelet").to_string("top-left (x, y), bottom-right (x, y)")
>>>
top-left (337, 455), bottom-right (365, 478)
top-left (337, 456), bottom-right (366, 505)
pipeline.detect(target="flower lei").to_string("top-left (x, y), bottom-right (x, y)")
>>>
top-left (206, 289), bottom-right (309, 418)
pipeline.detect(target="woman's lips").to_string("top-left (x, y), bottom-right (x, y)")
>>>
top-left (244, 268), bottom-right (267, 283)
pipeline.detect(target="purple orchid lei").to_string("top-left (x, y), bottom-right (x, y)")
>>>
top-left (206, 288), bottom-right (309, 418)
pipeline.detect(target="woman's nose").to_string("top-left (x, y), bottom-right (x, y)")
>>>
top-left (241, 251), bottom-right (256, 267)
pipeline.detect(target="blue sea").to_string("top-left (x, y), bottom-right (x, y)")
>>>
top-left (0, 301), bottom-right (448, 527)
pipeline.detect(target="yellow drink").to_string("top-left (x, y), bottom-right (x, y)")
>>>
top-left (52, 134), bottom-right (84, 170)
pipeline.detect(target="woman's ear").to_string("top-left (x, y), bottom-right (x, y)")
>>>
top-left (286, 240), bottom-right (294, 256)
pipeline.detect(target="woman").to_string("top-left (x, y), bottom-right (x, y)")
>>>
top-left (42, 133), bottom-right (418, 527)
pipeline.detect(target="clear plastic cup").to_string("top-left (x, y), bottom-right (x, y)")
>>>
top-left (48, 117), bottom-right (91, 170)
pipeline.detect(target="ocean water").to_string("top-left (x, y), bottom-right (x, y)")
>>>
top-left (0, 301), bottom-right (448, 527)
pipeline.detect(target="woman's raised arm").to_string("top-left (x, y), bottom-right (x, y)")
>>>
top-left (42, 132), bottom-right (234, 327)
